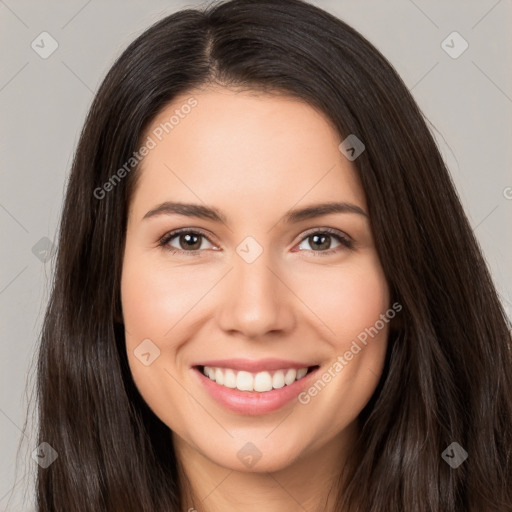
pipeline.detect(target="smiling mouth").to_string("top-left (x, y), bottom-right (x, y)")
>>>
top-left (194, 365), bottom-right (319, 393)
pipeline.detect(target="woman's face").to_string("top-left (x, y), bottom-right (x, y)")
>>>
top-left (121, 87), bottom-right (390, 472)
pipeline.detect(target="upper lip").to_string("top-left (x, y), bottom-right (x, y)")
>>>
top-left (193, 358), bottom-right (318, 373)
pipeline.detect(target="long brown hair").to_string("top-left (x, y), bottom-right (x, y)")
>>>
top-left (33, 0), bottom-right (512, 510)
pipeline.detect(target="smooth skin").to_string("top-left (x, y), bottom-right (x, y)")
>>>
top-left (120, 86), bottom-right (390, 512)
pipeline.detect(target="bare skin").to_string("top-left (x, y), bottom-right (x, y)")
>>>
top-left (120, 86), bottom-right (390, 512)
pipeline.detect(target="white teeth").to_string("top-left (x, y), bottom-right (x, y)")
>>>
top-left (236, 371), bottom-right (253, 391)
top-left (254, 371), bottom-right (273, 392)
top-left (223, 369), bottom-right (237, 388)
top-left (272, 370), bottom-right (285, 389)
top-left (296, 367), bottom-right (308, 379)
top-left (284, 369), bottom-right (297, 385)
top-left (202, 365), bottom-right (311, 392)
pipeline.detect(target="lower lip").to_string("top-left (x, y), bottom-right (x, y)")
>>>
top-left (193, 366), bottom-right (320, 415)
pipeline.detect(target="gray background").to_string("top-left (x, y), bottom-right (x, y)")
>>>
top-left (1, 0), bottom-right (511, 509)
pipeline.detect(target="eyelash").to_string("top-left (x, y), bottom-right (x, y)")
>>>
top-left (157, 227), bottom-right (353, 256)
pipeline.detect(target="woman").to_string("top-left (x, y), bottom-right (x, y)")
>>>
top-left (35, 0), bottom-right (512, 510)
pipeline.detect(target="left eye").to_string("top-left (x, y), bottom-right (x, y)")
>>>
top-left (158, 228), bottom-right (352, 255)
top-left (296, 231), bottom-right (352, 254)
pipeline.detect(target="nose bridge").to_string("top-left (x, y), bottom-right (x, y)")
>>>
top-left (216, 240), bottom-right (295, 337)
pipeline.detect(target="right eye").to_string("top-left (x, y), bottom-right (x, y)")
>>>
top-left (158, 229), bottom-right (218, 254)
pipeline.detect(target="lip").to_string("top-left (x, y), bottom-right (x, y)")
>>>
top-left (192, 358), bottom-right (315, 373)
top-left (192, 363), bottom-right (320, 415)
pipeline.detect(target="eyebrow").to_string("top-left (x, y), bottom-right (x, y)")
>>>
top-left (142, 201), bottom-right (368, 224)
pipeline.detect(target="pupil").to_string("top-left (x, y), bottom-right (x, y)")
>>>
top-left (311, 234), bottom-right (330, 250)
top-left (182, 233), bottom-right (201, 250)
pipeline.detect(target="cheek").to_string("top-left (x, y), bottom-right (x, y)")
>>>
top-left (120, 252), bottom-right (209, 343)
top-left (291, 256), bottom-right (390, 436)
top-left (293, 253), bottom-right (390, 345)
top-left (120, 250), bottom-right (216, 406)
top-left (121, 268), bottom-right (168, 341)
top-left (120, 253), bottom-right (193, 423)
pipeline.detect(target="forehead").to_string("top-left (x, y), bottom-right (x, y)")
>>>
top-left (129, 87), bottom-right (366, 221)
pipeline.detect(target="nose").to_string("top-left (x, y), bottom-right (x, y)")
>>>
top-left (215, 249), bottom-right (296, 339)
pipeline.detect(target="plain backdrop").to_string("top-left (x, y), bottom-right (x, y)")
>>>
top-left (1, 0), bottom-right (511, 509)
